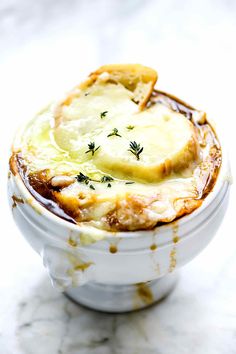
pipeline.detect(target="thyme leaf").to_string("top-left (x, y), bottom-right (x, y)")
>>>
top-left (75, 172), bottom-right (90, 185)
top-left (125, 181), bottom-right (135, 184)
top-left (107, 128), bottom-right (121, 138)
top-left (128, 141), bottom-right (144, 160)
top-left (100, 111), bottom-right (108, 119)
top-left (89, 184), bottom-right (95, 190)
top-left (127, 125), bottom-right (135, 130)
top-left (107, 183), bottom-right (112, 188)
top-left (85, 142), bottom-right (100, 156)
top-left (101, 175), bottom-right (114, 183)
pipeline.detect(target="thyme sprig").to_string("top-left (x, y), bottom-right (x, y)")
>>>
top-left (100, 111), bottom-right (108, 119)
top-left (128, 141), bottom-right (144, 160)
top-left (85, 142), bottom-right (100, 156)
top-left (107, 128), bottom-right (121, 138)
top-left (75, 173), bottom-right (135, 189)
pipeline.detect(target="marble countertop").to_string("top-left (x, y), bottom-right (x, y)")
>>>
top-left (1, 0), bottom-right (236, 353)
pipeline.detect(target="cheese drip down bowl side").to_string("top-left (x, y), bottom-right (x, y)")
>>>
top-left (8, 116), bottom-right (230, 312)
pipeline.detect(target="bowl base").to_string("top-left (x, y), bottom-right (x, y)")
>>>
top-left (64, 273), bottom-right (178, 313)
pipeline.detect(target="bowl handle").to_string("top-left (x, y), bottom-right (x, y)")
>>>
top-left (41, 245), bottom-right (94, 291)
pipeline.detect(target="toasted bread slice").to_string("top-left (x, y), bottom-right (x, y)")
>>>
top-left (53, 64), bottom-right (198, 182)
top-left (54, 64), bottom-right (157, 126)
top-left (93, 105), bottom-right (199, 182)
top-left (80, 64), bottom-right (157, 109)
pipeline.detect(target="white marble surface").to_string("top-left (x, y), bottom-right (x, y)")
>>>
top-left (1, 0), bottom-right (236, 353)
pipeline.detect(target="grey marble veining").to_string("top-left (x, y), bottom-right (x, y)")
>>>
top-left (12, 254), bottom-right (236, 354)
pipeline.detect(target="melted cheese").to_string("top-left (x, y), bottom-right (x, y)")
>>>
top-left (17, 68), bottom-right (219, 231)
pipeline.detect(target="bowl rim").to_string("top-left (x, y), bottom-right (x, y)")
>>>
top-left (10, 113), bottom-right (231, 242)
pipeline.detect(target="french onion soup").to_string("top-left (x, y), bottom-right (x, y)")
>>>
top-left (10, 64), bottom-right (221, 231)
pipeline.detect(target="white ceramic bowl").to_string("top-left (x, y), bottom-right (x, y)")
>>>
top-left (8, 120), bottom-right (231, 312)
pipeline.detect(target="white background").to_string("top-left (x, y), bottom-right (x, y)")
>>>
top-left (0, 1), bottom-right (236, 353)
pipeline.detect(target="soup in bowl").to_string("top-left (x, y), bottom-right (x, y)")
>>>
top-left (8, 64), bottom-right (230, 312)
